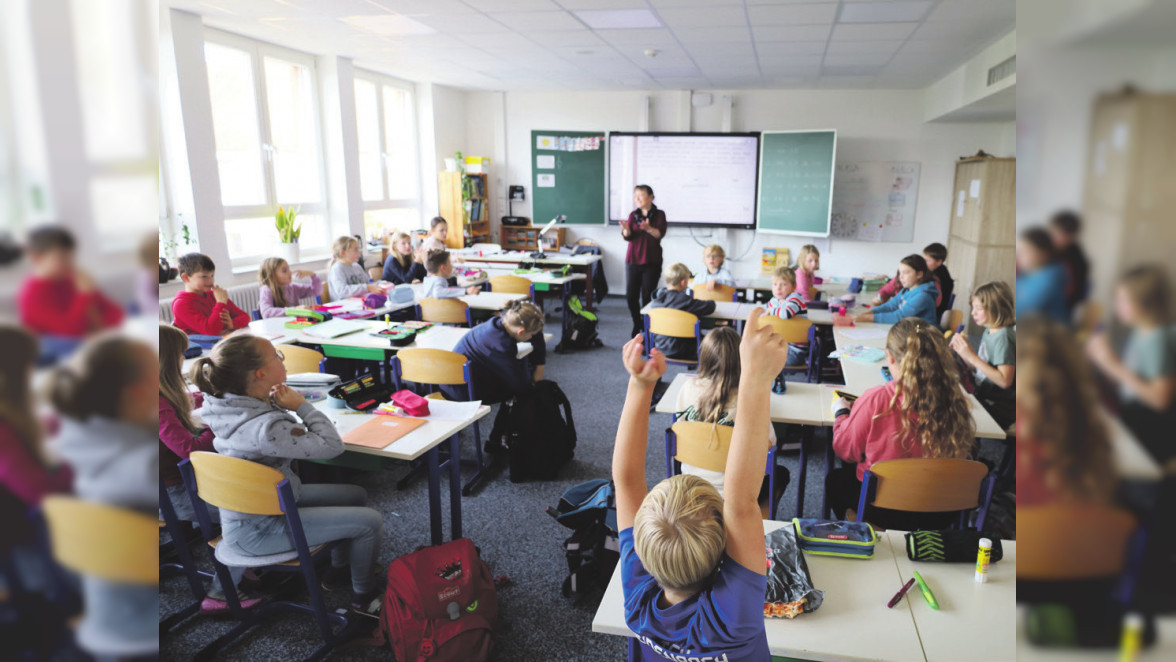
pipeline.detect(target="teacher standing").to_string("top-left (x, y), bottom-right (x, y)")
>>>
top-left (621, 184), bottom-right (667, 337)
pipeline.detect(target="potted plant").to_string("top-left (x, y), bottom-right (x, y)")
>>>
top-left (275, 205), bottom-right (301, 264)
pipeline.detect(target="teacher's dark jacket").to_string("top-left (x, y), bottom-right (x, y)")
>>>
top-left (623, 204), bottom-right (668, 266)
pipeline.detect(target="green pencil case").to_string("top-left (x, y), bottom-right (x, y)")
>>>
top-left (792, 518), bottom-right (877, 559)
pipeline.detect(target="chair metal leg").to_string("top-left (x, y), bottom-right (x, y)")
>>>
top-left (449, 434), bottom-right (463, 540)
top-left (823, 431), bottom-right (834, 519)
top-left (427, 446), bottom-right (443, 546)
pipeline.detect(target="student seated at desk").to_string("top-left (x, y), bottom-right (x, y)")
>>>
top-left (613, 310), bottom-right (786, 662)
top-left (257, 257), bottom-right (322, 319)
top-left (419, 216), bottom-right (449, 255)
top-left (951, 281), bottom-right (1016, 429)
top-left (422, 250), bottom-right (480, 299)
top-left (328, 235), bottom-right (385, 300)
top-left (691, 244), bottom-right (735, 290)
top-left (828, 318), bottom-right (975, 530)
top-left (1087, 264), bottom-right (1176, 464)
top-left (1016, 317), bottom-right (1115, 506)
top-left (649, 263), bottom-right (716, 360)
top-left (47, 334), bottom-right (159, 652)
top-left (674, 327), bottom-right (781, 505)
top-left (1050, 210), bottom-right (1090, 315)
top-left (923, 242), bottom-right (954, 319)
top-left (444, 300), bottom-right (545, 408)
top-left (854, 254), bottom-right (939, 326)
top-left (764, 265), bottom-right (809, 367)
top-left (192, 334), bottom-right (385, 616)
top-left (795, 244), bottom-right (820, 302)
top-left (1016, 227), bottom-right (1069, 324)
top-left (381, 232), bottom-right (425, 285)
top-left (171, 252), bottom-right (250, 336)
top-left (18, 225), bottom-right (124, 364)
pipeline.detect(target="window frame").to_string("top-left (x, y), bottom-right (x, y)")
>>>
top-left (352, 67), bottom-right (422, 233)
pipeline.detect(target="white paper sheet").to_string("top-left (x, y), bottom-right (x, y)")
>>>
top-left (537, 174), bottom-right (555, 187)
top-left (1112, 122), bottom-right (1129, 150)
top-left (536, 155), bottom-right (555, 169)
top-left (425, 398), bottom-right (483, 421)
top-left (956, 190), bottom-right (965, 217)
top-left (857, 221), bottom-right (883, 241)
top-left (969, 179), bottom-right (981, 198)
top-left (536, 135), bottom-right (555, 150)
top-left (838, 327), bottom-right (890, 341)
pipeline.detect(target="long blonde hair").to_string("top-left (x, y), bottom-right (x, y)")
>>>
top-left (796, 244), bottom-right (820, 273)
top-left (0, 326), bottom-right (44, 465)
top-left (1120, 263), bottom-right (1172, 326)
top-left (328, 235), bottom-right (359, 268)
top-left (695, 327), bottom-right (740, 425)
top-left (881, 318), bottom-right (975, 457)
top-left (502, 299), bottom-right (544, 335)
top-left (258, 257), bottom-right (289, 308)
top-left (389, 231), bottom-right (413, 268)
top-left (1017, 317), bottom-right (1115, 503)
top-left (972, 281), bottom-right (1015, 329)
top-left (159, 324), bottom-right (200, 434)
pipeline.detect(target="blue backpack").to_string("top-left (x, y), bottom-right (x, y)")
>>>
top-left (546, 480), bottom-right (618, 597)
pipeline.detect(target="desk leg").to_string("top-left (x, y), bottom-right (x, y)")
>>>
top-left (560, 284), bottom-right (570, 347)
top-left (795, 434), bottom-right (807, 519)
top-left (427, 447), bottom-right (442, 546)
top-left (822, 434), bottom-right (834, 519)
top-left (448, 434), bottom-right (463, 540)
top-left (581, 265), bottom-right (595, 310)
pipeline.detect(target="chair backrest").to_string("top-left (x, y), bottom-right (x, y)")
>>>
top-left (1075, 300), bottom-right (1103, 336)
top-left (280, 344), bottom-right (325, 373)
top-left (671, 421), bottom-right (733, 473)
top-left (320, 280), bottom-right (331, 304)
top-left (868, 458), bottom-right (988, 512)
top-left (41, 496), bottom-right (159, 585)
top-left (940, 309), bottom-right (962, 332)
top-left (808, 286), bottom-right (818, 300)
top-left (488, 275), bottom-right (533, 296)
top-left (757, 314), bottom-right (812, 345)
top-left (396, 348), bottom-right (469, 386)
top-left (692, 284), bottom-right (737, 302)
top-left (418, 297), bottom-right (470, 325)
top-left (188, 451), bottom-right (285, 516)
top-left (646, 308), bottom-right (700, 339)
top-left (1018, 504), bottom-right (1137, 580)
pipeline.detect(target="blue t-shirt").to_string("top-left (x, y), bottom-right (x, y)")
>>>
top-left (620, 528), bottom-right (770, 662)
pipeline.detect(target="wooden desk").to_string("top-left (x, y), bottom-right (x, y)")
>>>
top-left (1016, 607), bottom-right (1176, 661)
top-left (890, 535), bottom-right (1016, 662)
top-left (592, 522), bottom-right (928, 662)
top-left (455, 250), bottom-right (603, 308)
top-left (655, 372), bottom-right (826, 426)
top-left (640, 300), bottom-right (754, 322)
top-left (311, 401), bottom-right (490, 546)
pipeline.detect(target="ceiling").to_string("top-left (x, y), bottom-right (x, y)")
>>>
top-left (163, 0), bottom-right (1015, 91)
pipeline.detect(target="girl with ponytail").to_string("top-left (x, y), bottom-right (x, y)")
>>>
top-left (826, 317), bottom-right (975, 529)
top-left (445, 298), bottom-right (547, 403)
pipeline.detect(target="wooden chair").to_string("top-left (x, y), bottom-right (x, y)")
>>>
top-left (417, 297), bottom-right (472, 327)
top-left (692, 283), bottom-right (737, 302)
top-left (392, 348), bottom-right (490, 495)
top-left (855, 458), bottom-right (995, 530)
top-left (808, 286), bottom-right (818, 300)
top-left (320, 280), bottom-right (331, 304)
top-left (1074, 300), bottom-right (1103, 342)
top-left (757, 314), bottom-right (817, 382)
top-left (644, 308), bottom-right (702, 367)
top-left (665, 421), bottom-right (783, 519)
top-left (41, 496), bottom-right (160, 658)
top-left (280, 344), bottom-right (326, 373)
top-left (179, 453), bottom-right (354, 662)
top-left (487, 275), bottom-right (534, 298)
top-left (940, 309), bottom-right (962, 333)
top-left (1018, 504), bottom-right (1137, 581)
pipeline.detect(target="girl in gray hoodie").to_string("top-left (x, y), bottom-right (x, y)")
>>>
top-left (191, 333), bottom-right (384, 613)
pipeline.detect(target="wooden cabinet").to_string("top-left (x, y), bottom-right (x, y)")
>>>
top-left (438, 171), bottom-right (491, 249)
top-left (501, 225), bottom-right (565, 252)
top-left (946, 156), bottom-right (1016, 334)
top-left (1082, 91), bottom-right (1176, 307)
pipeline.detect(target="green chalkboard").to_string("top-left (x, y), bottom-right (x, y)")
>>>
top-left (532, 130), bottom-right (606, 225)
top-left (757, 130), bottom-right (837, 236)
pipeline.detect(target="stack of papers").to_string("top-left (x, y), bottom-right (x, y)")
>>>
top-left (828, 345), bottom-right (887, 363)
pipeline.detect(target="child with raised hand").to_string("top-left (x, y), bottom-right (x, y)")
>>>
top-left (328, 235), bottom-right (384, 301)
top-left (828, 317), bottom-right (975, 530)
top-left (382, 231), bottom-right (426, 285)
top-left (192, 334), bottom-right (385, 614)
top-left (795, 243), bottom-right (820, 301)
top-left (258, 257), bottom-right (322, 318)
top-left (691, 244), bottom-right (735, 291)
top-left (951, 281), bottom-right (1016, 429)
top-left (854, 254), bottom-right (939, 326)
top-left (1087, 264), bottom-right (1176, 463)
top-left (614, 307), bottom-right (787, 661)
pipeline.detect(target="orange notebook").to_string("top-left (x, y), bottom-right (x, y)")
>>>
top-left (342, 416), bottom-right (427, 449)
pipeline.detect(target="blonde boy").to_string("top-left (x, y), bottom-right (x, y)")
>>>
top-left (649, 263), bottom-right (716, 359)
top-left (692, 244), bottom-right (735, 291)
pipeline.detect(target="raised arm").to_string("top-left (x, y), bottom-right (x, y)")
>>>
top-left (613, 334), bottom-right (667, 531)
top-left (725, 308), bottom-right (789, 574)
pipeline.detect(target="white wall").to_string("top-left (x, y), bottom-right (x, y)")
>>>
top-left (473, 88), bottom-right (1013, 292)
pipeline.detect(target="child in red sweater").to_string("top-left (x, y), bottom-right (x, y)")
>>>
top-left (826, 317), bottom-right (975, 530)
top-left (17, 226), bottom-right (124, 364)
top-left (170, 252), bottom-right (250, 336)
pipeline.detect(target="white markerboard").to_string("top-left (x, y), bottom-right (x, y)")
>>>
top-left (829, 161), bottom-right (920, 242)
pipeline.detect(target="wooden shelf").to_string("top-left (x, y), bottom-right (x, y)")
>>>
top-left (438, 171), bottom-right (490, 249)
top-left (501, 226), bottom-right (564, 252)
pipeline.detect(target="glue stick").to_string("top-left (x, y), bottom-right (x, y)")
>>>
top-left (1119, 612), bottom-right (1142, 662)
top-left (385, 314), bottom-right (390, 329)
top-left (975, 538), bottom-right (992, 583)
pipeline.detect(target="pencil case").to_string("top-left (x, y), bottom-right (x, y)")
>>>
top-left (188, 334), bottom-right (223, 350)
top-left (905, 530), bottom-right (1003, 563)
top-left (285, 307), bottom-right (332, 322)
top-left (328, 373), bottom-right (394, 412)
top-left (792, 518), bottom-right (877, 559)
top-left (389, 390), bottom-right (430, 417)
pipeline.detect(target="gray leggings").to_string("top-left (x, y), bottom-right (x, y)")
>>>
top-left (222, 483), bottom-right (384, 594)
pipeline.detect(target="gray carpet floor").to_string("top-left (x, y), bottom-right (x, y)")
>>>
top-left (159, 295), bottom-right (1009, 661)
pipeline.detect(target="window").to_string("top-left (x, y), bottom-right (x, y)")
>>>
top-left (353, 70), bottom-right (420, 242)
top-left (204, 31), bottom-right (328, 269)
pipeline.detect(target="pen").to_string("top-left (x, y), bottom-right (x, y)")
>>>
top-left (887, 578), bottom-right (916, 608)
top-left (913, 571), bottom-right (939, 610)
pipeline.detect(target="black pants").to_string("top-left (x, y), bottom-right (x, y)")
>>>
top-left (826, 465), bottom-right (957, 531)
top-left (626, 262), bottom-right (662, 334)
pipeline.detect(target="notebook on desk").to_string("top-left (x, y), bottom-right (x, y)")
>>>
top-left (342, 415), bottom-right (427, 449)
top-left (301, 318), bottom-right (368, 339)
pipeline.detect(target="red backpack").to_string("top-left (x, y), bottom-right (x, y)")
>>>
top-left (380, 538), bottom-right (498, 662)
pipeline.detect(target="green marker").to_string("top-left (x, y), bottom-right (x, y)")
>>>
top-left (913, 571), bottom-right (939, 610)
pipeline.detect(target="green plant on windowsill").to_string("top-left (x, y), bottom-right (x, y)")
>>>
top-left (275, 205), bottom-right (302, 243)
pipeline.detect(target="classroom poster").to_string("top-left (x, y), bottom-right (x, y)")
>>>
top-left (830, 161), bottom-right (920, 243)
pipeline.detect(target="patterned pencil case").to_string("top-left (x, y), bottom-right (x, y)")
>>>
top-left (792, 518), bottom-right (877, 559)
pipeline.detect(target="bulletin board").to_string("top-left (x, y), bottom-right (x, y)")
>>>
top-left (531, 130), bottom-right (606, 225)
top-left (829, 161), bottom-right (920, 243)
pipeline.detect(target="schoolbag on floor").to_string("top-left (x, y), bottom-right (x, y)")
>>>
top-left (555, 296), bottom-right (602, 353)
top-left (382, 538), bottom-right (498, 662)
top-left (547, 479), bottom-right (619, 597)
top-left (492, 380), bottom-right (576, 482)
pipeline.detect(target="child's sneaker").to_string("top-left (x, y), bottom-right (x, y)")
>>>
top-left (201, 590), bottom-right (263, 614)
top-left (351, 590), bottom-right (383, 620)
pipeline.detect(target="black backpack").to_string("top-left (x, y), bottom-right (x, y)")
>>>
top-left (555, 296), bottom-right (602, 353)
top-left (492, 380), bottom-right (576, 482)
top-left (546, 480), bottom-right (619, 598)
